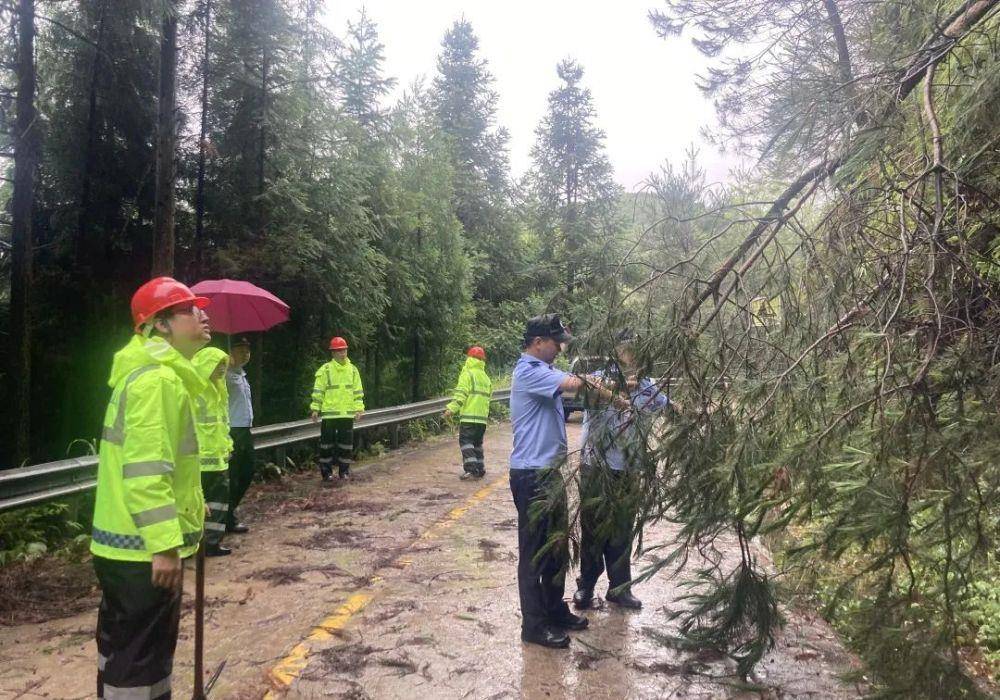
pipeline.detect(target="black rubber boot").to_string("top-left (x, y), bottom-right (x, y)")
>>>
top-left (521, 625), bottom-right (570, 649)
top-left (606, 589), bottom-right (642, 609)
top-left (573, 580), bottom-right (594, 610)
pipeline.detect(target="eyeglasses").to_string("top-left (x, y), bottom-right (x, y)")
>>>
top-left (166, 304), bottom-right (208, 320)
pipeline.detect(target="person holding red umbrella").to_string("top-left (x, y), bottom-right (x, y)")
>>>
top-left (190, 279), bottom-right (290, 531)
top-left (310, 337), bottom-right (365, 481)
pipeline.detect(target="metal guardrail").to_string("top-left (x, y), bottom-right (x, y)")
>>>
top-left (0, 389), bottom-right (511, 515)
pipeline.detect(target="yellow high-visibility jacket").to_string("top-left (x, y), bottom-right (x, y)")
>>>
top-left (446, 357), bottom-right (492, 425)
top-left (90, 336), bottom-right (207, 562)
top-left (192, 347), bottom-right (232, 472)
top-left (310, 359), bottom-right (365, 418)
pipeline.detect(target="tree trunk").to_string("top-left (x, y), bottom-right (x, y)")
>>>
top-left (152, 0), bottom-right (178, 277)
top-left (76, 0), bottom-right (108, 267)
top-left (9, 0), bottom-right (38, 466)
top-left (411, 330), bottom-right (421, 403)
top-left (257, 45), bottom-right (268, 234)
top-left (194, 0), bottom-right (211, 279)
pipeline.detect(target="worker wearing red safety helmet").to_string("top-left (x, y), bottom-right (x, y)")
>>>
top-left (309, 336), bottom-right (365, 481)
top-left (90, 277), bottom-right (211, 699)
top-left (444, 346), bottom-right (493, 480)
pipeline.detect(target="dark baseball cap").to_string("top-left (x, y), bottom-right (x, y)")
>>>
top-left (231, 335), bottom-right (252, 348)
top-left (523, 314), bottom-right (572, 343)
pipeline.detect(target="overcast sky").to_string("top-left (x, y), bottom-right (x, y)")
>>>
top-left (320, 1), bottom-right (732, 192)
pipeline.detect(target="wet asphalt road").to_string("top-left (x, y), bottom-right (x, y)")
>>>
top-left (0, 424), bottom-right (864, 699)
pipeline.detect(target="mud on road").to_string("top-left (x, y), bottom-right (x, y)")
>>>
top-left (0, 424), bottom-right (865, 699)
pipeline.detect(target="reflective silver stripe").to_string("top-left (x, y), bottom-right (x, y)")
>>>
top-left (103, 674), bottom-right (171, 700)
top-left (178, 419), bottom-right (199, 456)
top-left (459, 443), bottom-right (475, 450)
top-left (339, 457), bottom-right (354, 464)
top-left (469, 391), bottom-right (490, 397)
top-left (319, 443), bottom-right (334, 449)
top-left (197, 416), bottom-right (219, 424)
top-left (337, 443), bottom-right (353, 451)
top-left (131, 504), bottom-right (178, 528)
top-left (206, 501), bottom-right (229, 511)
top-left (102, 365), bottom-right (159, 446)
top-left (98, 653), bottom-right (108, 671)
top-left (204, 522), bottom-right (226, 532)
top-left (201, 457), bottom-right (221, 466)
top-left (122, 461), bottom-right (174, 478)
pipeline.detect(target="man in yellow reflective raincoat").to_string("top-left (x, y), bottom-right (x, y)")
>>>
top-left (90, 277), bottom-right (211, 700)
top-left (444, 346), bottom-right (492, 480)
top-left (310, 336), bottom-right (364, 480)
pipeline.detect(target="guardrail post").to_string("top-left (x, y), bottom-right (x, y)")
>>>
top-left (275, 445), bottom-right (287, 472)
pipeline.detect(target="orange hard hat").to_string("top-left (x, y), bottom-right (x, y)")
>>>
top-left (467, 346), bottom-right (486, 361)
top-left (131, 277), bottom-right (209, 333)
top-left (329, 336), bottom-right (349, 351)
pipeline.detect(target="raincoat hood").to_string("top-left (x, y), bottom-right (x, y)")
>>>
top-left (464, 356), bottom-right (485, 372)
top-left (193, 347), bottom-right (230, 381)
top-left (193, 347), bottom-right (230, 400)
top-left (108, 335), bottom-right (207, 397)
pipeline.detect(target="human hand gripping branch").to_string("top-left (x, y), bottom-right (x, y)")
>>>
top-left (560, 374), bottom-right (631, 412)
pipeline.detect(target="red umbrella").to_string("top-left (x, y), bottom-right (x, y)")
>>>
top-left (190, 279), bottom-right (290, 334)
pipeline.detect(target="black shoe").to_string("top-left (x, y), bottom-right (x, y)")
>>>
top-left (205, 544), bottom-right (232, 557)
top-left (573, 585), bottom-right (594, 610)
top-left (226, 522), bottom-right (249, 534)
top-left (321, 472), bottom-right (332, 482)
top-left (606, 590), bottom-right (642, 609)
top-left (459, 471), bottom-right (477, 481)
top-left (521, 626), bottom-right (570, 649)
top-left (550, 611), bottom-right (589, 631)
top-left (339, 468), bottom-right (350, 479)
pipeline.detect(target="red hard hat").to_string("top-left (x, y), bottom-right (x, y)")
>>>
top-left (467, 346), bottom-right (486, 361)
top-left (329, 336), bottom-right (349, 351)
top-left (130, 277), bottom-right (209, 333)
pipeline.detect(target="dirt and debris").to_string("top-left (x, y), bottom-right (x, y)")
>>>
top-left (290, 526), bottom-right (365, 550)
top-left (248, 562), bottom-right (350, 586)
top-left (0, 553), bottom-right (98, 626)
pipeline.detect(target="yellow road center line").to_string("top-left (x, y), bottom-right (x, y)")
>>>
top-left (264, 476), bottom-right (505, 696)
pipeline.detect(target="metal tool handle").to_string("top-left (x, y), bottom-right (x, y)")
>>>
top-left (192, 540), bottom-right (206, 700)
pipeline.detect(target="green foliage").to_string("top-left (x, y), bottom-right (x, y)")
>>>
top-left (1, 3), bottom-right (556, 465)
top-left (0, 502), bottom-right (86, 566)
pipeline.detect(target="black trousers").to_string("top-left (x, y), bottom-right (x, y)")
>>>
top-left (509, 468), bottom-right (571, 635)
top-left (94, 556), bottom-right (182, 700)
top-left (319, 418), bottom-right (354, 477)
top-left (227, 427), bottom-right (255, 527)
top-left (578, 466), bottom-right (636, 591)
top-left (201, 470), bottom-right (230, 546)
top-left (458, 422), bottom-right (487, 476)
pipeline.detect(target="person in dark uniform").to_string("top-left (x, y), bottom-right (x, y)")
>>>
top-left (225, 336), bottom-right (254, 533)
top-left (509, 314), bottom-right (629, 649)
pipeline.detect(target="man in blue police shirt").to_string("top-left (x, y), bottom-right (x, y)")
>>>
top-left (509, 314), bottom-right (629, 649)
